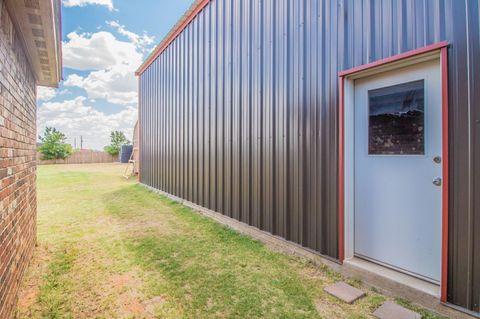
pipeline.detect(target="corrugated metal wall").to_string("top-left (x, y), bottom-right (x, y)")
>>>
top-left (139, 0), bottom-right (479, 313)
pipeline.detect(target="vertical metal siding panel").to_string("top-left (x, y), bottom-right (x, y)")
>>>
top-left (326, 0), bottom-right (339, 256)
top-left (192, 18), bottom-right (198, 204)
top-left (149, 65), bottom-right (155, 189)
top-left (217, 0), bottom-right (224, 213)
top-left (447, 0), bottom-right (470, 308)
top-left (148, 64), bottom-right (152, 188)
top-left (155, 61), bottom-right (158, 189)
top-left (251, 0), bottom-right (261, 228)
top-left (204, 7), bottom-right (211, 210)
top-left (305, 0), bottom-right (317, 249)
top-left (154, 58), bottom-right (158, 191)
top-left (153, 60), bottom-right (158, 190)
top-left (170, 45), bottom-right (175, 196)
top-left (202, 6), bottom-right (210, 207)
top-left (240, 0), bottom-right (251, 224)
top-left (171, 44), bottom-right (175, 196)
top-left (315, 0), bottom-right (325, 253)
top-left (152, 61), bottom-right (157, 190)
top-left (414, 0), bottom-right (425, 47)
top-left (158, 57), bottom-right (162, 191)
top-left (225, 0), bottom-right (232, 217)
top-left (159, 53), bottom-right (164, 193)
top-left (144, 70), bottom-right (148, 186)
top-left (231, 0), bottom-right (240, 220)
top-left (187, 24), bottom-right (194, 202)
top-left (447, 0), bottom-right (480, 312)
top-left (382, 0), bottom-right (393, 58)
top-left (147, 68), bottom-right (152, 187)
top-left (166, 48), bottom-right (171, 195)
top-left (469, 1), bottom-right (480, 312)
top-left (288, 0), bottom-right (299, 243)
top-left (179, 31), bottom-right (183, 198)
top-left (274, 0), bottom-right (287, 238)
top-left (210, 2), bottom-right (217, 212)
top-left (177, 34), bottom-right (181, 197)
top-left (285, 0), bottom-right (293, 240)
top-left (155, 58), bottom-right (159, 191)
top-left (165, 50), bottom-right (168, 192)
top-left (161, 54), bottom-right (166, 192)
top-left (199, 11), bottom-right (206, 207)
top-left (262, 0), bottom-right (273, 233)
top-left (300, 0), bottom-right (307, 246)
top-left (162, 51), bottom-right (167, 194)
top-left (174, 39), bottom-right (179, 197)
top-left (178, 34), bottom-right (183, 199)
top-left (182, 31), bottom-right (188, 199)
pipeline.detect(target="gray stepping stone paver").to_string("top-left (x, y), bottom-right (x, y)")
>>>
top-left (373, 301), bottom-right (421, 319)
top-left (323, 282), bottom-right (366, 304)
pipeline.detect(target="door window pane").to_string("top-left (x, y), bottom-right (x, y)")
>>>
top-left (368, 80), bottom-right (425, 155)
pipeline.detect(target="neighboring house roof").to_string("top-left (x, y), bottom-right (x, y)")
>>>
top-left (135, 0), bottom-right (208, 76)
top-left (4, 0), bottom-right (62, 87)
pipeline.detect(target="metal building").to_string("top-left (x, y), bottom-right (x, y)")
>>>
top-left (136, 0), bottom-right (479, 316)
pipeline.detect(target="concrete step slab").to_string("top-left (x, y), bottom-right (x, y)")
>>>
top-left (324, 282), bottom-right (366, 304)
top-left (373, 301), bottom-right (422, 319)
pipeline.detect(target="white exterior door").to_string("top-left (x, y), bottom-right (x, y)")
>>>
top-left (354, 59), bottom-right (442, 282)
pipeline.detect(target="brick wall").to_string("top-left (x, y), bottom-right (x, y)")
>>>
top-left (0, 0), bottom-right (38, 317)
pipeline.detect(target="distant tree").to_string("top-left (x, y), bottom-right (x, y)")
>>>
top-left (38, 127), bottom-right (73, 160)
top-left (104, 131), bottom-right (130, 156)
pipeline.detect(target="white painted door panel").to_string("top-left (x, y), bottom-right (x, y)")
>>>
top-left (354, 59), bottom-right (442, 282)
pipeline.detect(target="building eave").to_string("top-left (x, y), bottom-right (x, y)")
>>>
top-left (5, 0), bottom-right (62, 87)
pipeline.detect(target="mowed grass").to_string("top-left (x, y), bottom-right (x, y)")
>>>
top-left (15, 164), bottom-right (444, 319)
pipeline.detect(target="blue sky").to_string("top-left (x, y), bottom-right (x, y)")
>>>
top-left (37, 0), bottom-right (194, 150)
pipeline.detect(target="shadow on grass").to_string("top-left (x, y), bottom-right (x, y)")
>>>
top-left (101, 185), bottom-right (321, 318)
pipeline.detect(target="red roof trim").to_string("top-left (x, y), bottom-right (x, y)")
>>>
top-left (135, 0), bottom-right (210, 76)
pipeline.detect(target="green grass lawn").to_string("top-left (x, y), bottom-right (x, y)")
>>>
top-left (15, 164), bottom-right (444, 319)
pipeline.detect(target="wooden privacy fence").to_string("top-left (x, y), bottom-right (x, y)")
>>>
top-left (37, 150), bottom-right (118, 165)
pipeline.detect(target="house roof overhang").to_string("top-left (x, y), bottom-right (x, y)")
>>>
top-left (5, 0), bottom-right (62, 87)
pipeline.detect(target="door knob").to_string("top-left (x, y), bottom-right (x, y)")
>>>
top-left (433, 177), bottom-right (442, 186)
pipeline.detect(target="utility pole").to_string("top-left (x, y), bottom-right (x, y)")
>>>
top-left (74, 138), bottom-right (76, 149)
top-left (80, 136), bottom-right (83, 151)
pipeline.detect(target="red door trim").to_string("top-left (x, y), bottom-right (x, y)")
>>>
top-left (440, 46), bottom-right (449, 303)
top-left (338, 42), bottom-right (449, 303)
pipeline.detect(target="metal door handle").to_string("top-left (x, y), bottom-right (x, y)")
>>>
top-left (433, 177), bottom-right (442, 186)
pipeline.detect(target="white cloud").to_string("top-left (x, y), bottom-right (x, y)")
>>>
top-left (63, 31), bottom-right (142, 71)
top-left (107, 21), bottom-right (154, 50)
top-left (62, 30), bottom-right (146, 105)
top-left (63, 0), bottom-right (115, 11)
top-left (37, 87), bottom-right (57, 102)
top-left (65, 70), bottom-right (138, 105)
top-left (38, 96), bottom-right (137, 150)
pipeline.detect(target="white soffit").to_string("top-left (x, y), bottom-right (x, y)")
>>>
top-left (5, 0), bottom-right (62, 87)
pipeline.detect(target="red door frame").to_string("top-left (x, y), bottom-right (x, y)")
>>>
top-left (337, 42), bottom-right (449, 302)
